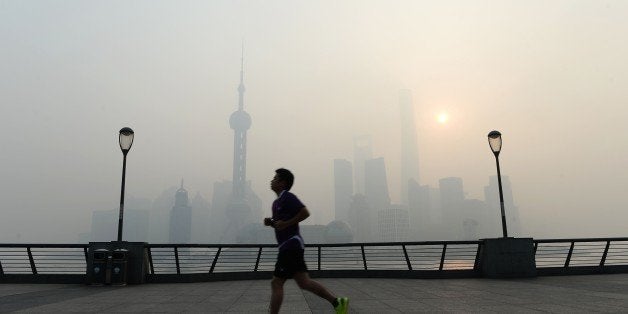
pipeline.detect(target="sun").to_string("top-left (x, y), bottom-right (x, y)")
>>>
top-left (437, 112), bottom-right (449, 124)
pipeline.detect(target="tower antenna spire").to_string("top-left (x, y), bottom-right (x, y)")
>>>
top-left (240, 41), bottom-right (244, 80)
top-left (237, 41), bottom-right (245, 111)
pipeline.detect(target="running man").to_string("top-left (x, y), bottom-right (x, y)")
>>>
top-left (264, 168), bottom-right (349, 314)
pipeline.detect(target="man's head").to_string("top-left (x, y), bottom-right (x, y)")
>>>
top-left (271, 168), bottom-right (294, 192)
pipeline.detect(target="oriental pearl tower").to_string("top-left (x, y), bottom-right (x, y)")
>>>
top-left (223, 48), bottom-right (254, 242)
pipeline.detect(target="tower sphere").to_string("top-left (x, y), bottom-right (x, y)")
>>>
top-left (230, 110), bottom-right (252, 130)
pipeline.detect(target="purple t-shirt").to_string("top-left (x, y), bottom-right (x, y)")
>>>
top-left (272, 191), bottom-right (305, 251)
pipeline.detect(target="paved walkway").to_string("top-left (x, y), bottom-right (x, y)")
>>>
top-left (2, 274), bottom-right (628, 313)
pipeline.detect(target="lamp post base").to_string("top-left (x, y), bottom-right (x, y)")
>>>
top-left (479, 237), bottom-right (536, 278)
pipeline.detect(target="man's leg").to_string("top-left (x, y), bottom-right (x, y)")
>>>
top-left (270, 276), bottom-right (286, 314)
top-left (293, 272), bottom-right (336, 303)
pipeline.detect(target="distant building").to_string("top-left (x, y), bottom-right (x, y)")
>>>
top-left (169, 182), bottom-right (192, 244)
top-left (208, 180), bottom-right (231, 243)
top-left (301, 225), bottom-right (327, 244)
top-left (77, 232), bottom-right (90, 243)
top-left (399, 89), bottom-right (420, 205)
top-left (378, 208), bottom-right (410, 242)
top-left (461, 199), bottom-right (490, 240)
top-left (353, 135), bottom-right (373, 194)
top-left (365, 157), bottom-right (391, 242)
top-left (407, 179), bottom-right (430, 239)
top-left (439, 177), bottom-right (465, 239)
top-left (209, 180), bottom-right (262, 244)
top-left (347, 194), bottom-right (371, 243)
top-left (235, 223), bottom-right (275, 244)
top-left (190, 192), bottom-right (211, 243)
top-left (234, 223), bottom-right (351, 245)
top-left (462, 218), bottom-right (479, 240)
top-left (364, 157), bottom-right (391, 212)
top-left (150, 186), bottom-right (178, 243)
top-left (153, 185), bottom-right (210, 243)
top-left (91, 207), bottom-right (149, 242)
top-left (333, 159), bottom-right (353, 223)
top-left (484, 175), bottom-right (521, 236)
top-left (324, 220), bottom-right (353, 243)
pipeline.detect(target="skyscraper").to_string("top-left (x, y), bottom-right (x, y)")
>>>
top-left (378, 207), bottom-right (410, 242)
top-left (190, 191), bottom-right (211, 243)
top-left (353, 135), bottom-right (373, 195)
top-left (399, 89), bottom-right (420, 205)
top-left (407, 178), bottom-right (430, 238)
top-left (91, 196), bottom-right (150, 242)
top-left (439, 177), bottom-right (465, 239)
top-left (333, 159), bottom-right (353, 223)
top-left (169, 181), bottom-right (192, 244)
top-left (484, 175), bottom-right (521, 236)
top-left (365, 157), bottom-right (391, 212)
top-left (347, 194), bottom-right (371, 243)
top-left (364, 157), bottom-right (391, 241)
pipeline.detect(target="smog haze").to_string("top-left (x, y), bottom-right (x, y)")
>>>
top-left (1, 1), bottom-right (627, 242)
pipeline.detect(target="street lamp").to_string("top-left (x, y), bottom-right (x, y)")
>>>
top-left (488, 130), bottom-right (508, 238)
top-left (117, 127), bottom-right (134, 242)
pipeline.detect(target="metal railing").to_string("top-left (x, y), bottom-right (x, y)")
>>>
top-left (534, 238), bottom-right (628, 275)
top-left (145, 241), bottom-right (481, 281)
top-left (0, 244), bottom-right (88, 283)
top-left (2, 238), bottom-right (628, 282)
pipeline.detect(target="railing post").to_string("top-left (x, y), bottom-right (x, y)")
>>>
top-left (254, 247), bottom-right (263, 272)
top-left (600, 240), bottom-right (611, 267)
top-left (361, 245), bottom-right (367, 270)
top-left (439, 244), bottom-right (447, 271)
top-left (564, 242), bottom-right (575, 268)
top-left (209, 247), bottom-right (222, 274)
top-left (473, 243), bottom-right (482, 271)
top-left (83, 247), bottom-right (88, 263)
top-left (317, 246), bottom-right (321, 271)
top-left (402, 245), bottom-right (412, 270)
top-left (534, 241), bottom-right (538, 254)
top-left (147, 247), bottom-right (155, 275)
top-left (27, 247), bottom-right (37, 275)
top-left (0, 256), bottom-right (3, 275)
top-left (174, 247), bottom-right (180, 275)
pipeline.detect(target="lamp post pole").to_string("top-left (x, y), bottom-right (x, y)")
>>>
top-left (117, 127), bottom-right (134, 242)
top-left (488, 130), bottom-right (508, 238)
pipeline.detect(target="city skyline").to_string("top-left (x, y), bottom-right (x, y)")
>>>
top-left (2, 1), bottom-right (628, 242)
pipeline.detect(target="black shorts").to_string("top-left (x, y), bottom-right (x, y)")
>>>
top-left (274, 249), bottom-right (308, 279)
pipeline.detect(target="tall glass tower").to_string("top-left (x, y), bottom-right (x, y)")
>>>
top-left (399, 89), bottom-right (420, 205)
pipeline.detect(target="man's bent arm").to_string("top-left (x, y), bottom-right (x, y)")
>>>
top-left (281, 207), bottom-right (310, 228)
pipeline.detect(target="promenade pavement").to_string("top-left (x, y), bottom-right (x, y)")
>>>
top-left (2, 274), bottom-right (628, 313)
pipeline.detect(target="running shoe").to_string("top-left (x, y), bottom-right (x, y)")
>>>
top-left (334, 297), bottom-right (349, 314)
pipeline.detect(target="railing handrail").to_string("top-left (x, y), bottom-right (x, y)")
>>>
top-left (0, 244), bottom-right (89, 248)
top-left (2, 237), bottom-right (626, 248)
top-left (534, 237), bottom-right (628, 243)
top-left (146, 240), bottom-right (482, 248)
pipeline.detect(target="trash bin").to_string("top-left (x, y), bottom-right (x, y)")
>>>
top-left (110, 249), bottom-right (128, 286)
top-left (90, 249), bottom-right (110, 285)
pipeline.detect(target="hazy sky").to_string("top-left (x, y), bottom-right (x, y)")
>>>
top-left (1, 1), bottom-right (627, 242)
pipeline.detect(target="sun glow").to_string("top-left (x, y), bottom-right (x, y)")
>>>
top-left (437, 112), bottom-right (449, 124)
